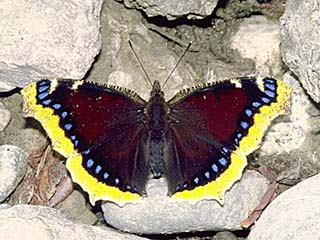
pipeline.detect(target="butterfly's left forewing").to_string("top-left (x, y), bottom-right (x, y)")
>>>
top-left (165, 77), bottom-right (291, 203)
top-left (22, 79), bottom-right (149, 206)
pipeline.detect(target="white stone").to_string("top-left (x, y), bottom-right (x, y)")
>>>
top-left (0, 145), bottom-right (27, 202)
top-left (120, 0), bottom-right (219, 20)
top-left (102, 171), bottom-right (269, 234)
top-left (280, 0), bottom-right (320, 103)
top-left (0, 204), bottom-right (147, 240)
top-left (260, 72), bottom-right (312, 155)
top-left (0, 102), bottom-right (11, 132)
top-left (230, 15), bottom-right (282, 76)
top-left (0, 0), bottom-right (102, 91)
top-left (248, 174), bottom-right (320, 240)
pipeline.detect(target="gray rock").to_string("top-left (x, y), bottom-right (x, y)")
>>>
top-left (102, 171), bottom-right (269, 234)
top-left (248, 174), bottom-right (320, 240)
top-left (118, 0), bottom-right (219, 20)
top-left (56, 190), bottom-right (98, 225)
top-left (0, 102), bottom-right (11, 132)
top-left (0, 145), bottom-right (27, 202)
top-left (280, 0), bottom-right (320, 103)
top-left (230, 15), bottom-right (282, 76)
top-left (214, 231), bottom-right (238, 240)
top-left (259, 72), bottom-right (312, 156)
top-left (0, 0), bottom-right (102, 91)
top-left (0, 93), bottom-right (46, 154)
top-left (87, 1), bottom-right (195, 101)
top-left (0, 204), bottom-right (147, 240)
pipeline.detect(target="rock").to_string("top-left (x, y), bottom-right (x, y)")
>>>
top-left (0, 0), bottom-right (102, 91)
top-left (56, 190), bottom-right (98, 225)
top-left (0, 93), bottom-right (46, 154)
top-left (257, 72), bottom-right (320, 186)
top-left (0, 102), bottom-right (11, 132)
top-left (259, 72), bottom-right (312, 156)
top-left (0, 204), bottom-right (147, 240)
top-left (117, 0), bottom-right (219, 20)
top-left (0, 145), bottom-right (27, 202)
top-left (280, 0), bottom-right (320, 103)
top-left (102, 171), bottom-right (269, 234)
top-left (248, 174), bottom-right (320, 240)
top-left (230, 15), bottom-right (282, 76)
top-left (87, 1), bottom-right (195, 100)
top-left (214, 231), bottom-right (238, 240)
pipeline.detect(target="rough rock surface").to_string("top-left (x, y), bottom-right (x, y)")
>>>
top-left (0, 0), bottom-right (102, 91)
top-left (0, 204), bottom-right (147, 240)
top-left (0, 102), bottom-right (11, 132)
top-left (0, 145), bottom-right (27, 202)
top-left (87, 0), bottom-right (195, 101)
top-left (248, 174), bottom-right (320, 240)
top-left (56, 190), bottom-right (98, 225)
top-left (102, 171), bottom-right (269, 234)
top-left (260, 72), bottom-right (312, 156)
top-left (230, 15), bottom-right (282, 76)
top-left (118, 0), bottom-right (219, 20)
top-left (280, 0), bottom-right (320, 102)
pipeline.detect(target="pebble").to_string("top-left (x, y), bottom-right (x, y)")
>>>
top-left (280, 0), bottom-right (320, 103)
top-left (0, 0), bottom-right (103, 90)
top-left (0, 204), bottom-right (147, 240)
top-left (230, 15), bottom-right (282, 76)
top-left (120, 0), bottom-right (219, 20)
top-left (102, 171), bottom-right (269, 234)
top-left (0, 102), bottom-right (11, 132)
top-left (0, 145), bottom-right (27, 202)
top-left (248, 174), bottom-right (320, 240)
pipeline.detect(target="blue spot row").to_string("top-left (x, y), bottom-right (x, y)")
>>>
top-left (263, 78), bottom-right (275, 84)
top-left (64, 123), bottom-right (72, 131)
top-left (84, 157), bottom-right (117, 185)
top-left (265, 83), bottom-right (276, 91)
top-left (240, 121), bottom-right (249, 129)
top-left (61, 111), bottom-right (68, 119)
top-left (193, 177), bottom-right (200, 184)
top-left (218, 157), bottom-right (227, 166)
top-left (95, 165), bottom-right (102, 174)
top-left (261, 97), bottom-right (271, 104)
top-left (265, 90), bottom-right (276, 98)
top-left (38, 80), bottom-right (50, 86)
top-left (42, 99), bottom-right (52, 106)
top-left (37, 92), bottom-right (48, 100)
top-left (83, 149), bottom-right (90, 155)
top-left (103, 172), bottom-right (109, 180)
top-left (212, 163), bottom-right (219, 173)
top-left (252, 101), bottom-right (261, 108)
top-left (222, 147), bottom-right (229, 154)
top-left (86, 159), bottom-right (94, 168)
top-left (245, 108), bottom-right (253, 117)
top-left (52, 103), bottom-right (61, 110)
top-left (38, 85), bottom-right (50, 93)
top-left (115, 178), bottom-right (120, 185)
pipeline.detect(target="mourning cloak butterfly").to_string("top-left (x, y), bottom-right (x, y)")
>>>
top-left (21, 76), bottom-right (291, 206)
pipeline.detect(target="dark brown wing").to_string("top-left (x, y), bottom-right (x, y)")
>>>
top-left (164, 77), bottom-right (291, 203)
top-left (22, 79), bottom-right (149, 206)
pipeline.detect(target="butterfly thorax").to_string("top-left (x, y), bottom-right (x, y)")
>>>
top-left (145, 81), bottom-right (168, 177)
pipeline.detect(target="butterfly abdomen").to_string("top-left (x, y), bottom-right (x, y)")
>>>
top-left (145, 89), bottom-right (169, 178)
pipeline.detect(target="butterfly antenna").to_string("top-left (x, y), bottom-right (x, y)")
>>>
top-left (128, 40), bottom-right (153, 87)
top-left (161, 42), bottom-right (192, 89)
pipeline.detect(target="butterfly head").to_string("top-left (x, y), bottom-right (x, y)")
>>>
top-left (150, 80), bottom-right (164, 100)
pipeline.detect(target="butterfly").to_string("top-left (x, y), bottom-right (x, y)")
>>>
top-left (21, 76), bottom-right (291, 206)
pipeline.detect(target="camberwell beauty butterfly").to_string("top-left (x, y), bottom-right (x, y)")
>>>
top-left (21, 76), bottom-right (291, 206)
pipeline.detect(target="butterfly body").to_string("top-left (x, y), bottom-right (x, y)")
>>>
top-left (21, 76), bottom-right (291, 206)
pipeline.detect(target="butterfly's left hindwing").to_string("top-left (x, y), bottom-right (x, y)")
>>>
top-left (22, 79), bottom-right (149, 206)
top-left (165, 77), bottom-right (291, 203)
